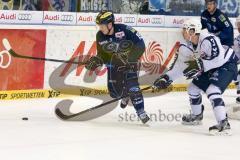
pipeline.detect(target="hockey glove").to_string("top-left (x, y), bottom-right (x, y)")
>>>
top-left (183, 58), bottom-right (203, 79)
top-left (153, 74), bottom-right (173, 90)
top-left (85, 56), bottom-right (103, 71)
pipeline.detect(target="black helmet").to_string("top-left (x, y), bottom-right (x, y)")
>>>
top-left (96, 11), bottom-right (114, 25)
top-left (205, 0), bottom-right (217, 3)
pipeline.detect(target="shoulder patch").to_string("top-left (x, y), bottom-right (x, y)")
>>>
top-left (218, 14), bottom-right (226, 22)
top-left (126, 25), bottom-right (136, 33)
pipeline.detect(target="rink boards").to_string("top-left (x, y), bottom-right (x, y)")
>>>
top-left (0, 25), bottom-right (238, 100)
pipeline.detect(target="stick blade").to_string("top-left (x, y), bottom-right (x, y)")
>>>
top-left (55, 99), bottom-right (117, 121)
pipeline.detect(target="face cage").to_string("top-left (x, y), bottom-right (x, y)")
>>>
top-left (186, 28), bottom-right (197, 36)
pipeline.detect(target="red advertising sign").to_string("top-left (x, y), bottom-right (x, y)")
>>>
top-left (0, 29), bottom-right (46, 90)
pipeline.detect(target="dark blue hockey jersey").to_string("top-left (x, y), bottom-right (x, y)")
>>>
top-left (96, 24), bottom-right (145, 64)
top-left (201, 8), bottom-right (233, 47)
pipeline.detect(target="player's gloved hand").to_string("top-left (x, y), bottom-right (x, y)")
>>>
top-left (85, 56), bottom-right (103, 71)
top-left (153, 74), bottom-right (173, 90)
top-left (183, 58), bottom-right (203, 79)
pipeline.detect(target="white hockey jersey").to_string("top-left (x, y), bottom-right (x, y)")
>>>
top-left (167, 30), bottom-right (235, 81)
top-left (233, 34), bottom-right (240, 60)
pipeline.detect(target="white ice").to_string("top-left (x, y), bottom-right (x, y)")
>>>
top-left (0, 90), bottom-right (240, 160)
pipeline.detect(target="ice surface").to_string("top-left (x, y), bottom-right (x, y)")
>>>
top-left (0, 90), bottom-right (240, 160)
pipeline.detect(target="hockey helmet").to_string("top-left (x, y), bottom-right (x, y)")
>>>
top-left (185, 19), bottom-right (202, 35)
top-left (96, 11), bottom-right (115, 25)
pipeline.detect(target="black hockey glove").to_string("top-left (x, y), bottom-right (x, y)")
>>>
top-left (183, 58), bottom-right (203, 79)
top-left (153, 74), bottom-right (173, 90)
top-left (85, 56), bottom-right (103, 71)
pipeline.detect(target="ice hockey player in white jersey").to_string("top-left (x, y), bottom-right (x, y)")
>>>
top-left (233, 15), bottom-right (240, 103)
top-left (153, 19), bottom-right (238, 135)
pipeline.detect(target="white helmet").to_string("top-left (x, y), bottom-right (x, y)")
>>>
top-left (182, 19), bottom-right (191, 29)
top-left (235, 15), bottom-right (240, 27)
top-left (185, 18), bottom-right (202, 35)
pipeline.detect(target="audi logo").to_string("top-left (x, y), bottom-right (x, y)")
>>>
top-left (18, 13), bottom-right (32, 21)
top-left (61, 15), bottom-right (74, 22)
top-left (151, 18), bottom-right (163, 24)
top-left (124, 17), bottom-right (135, 23)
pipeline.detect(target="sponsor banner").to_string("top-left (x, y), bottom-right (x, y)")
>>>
top-left (0, 10), bottom-right (238, 28)
top-left (44, 27), bottom-right (183, 90)
top-left (136, 15), bottom-right (165, 27)
top-left (43, 11), bottom-right (77, 25)
top-left (164, 15), bottom-right (199, 28)
top-left (76, 12), bottom-right (97, 26)
top-left (0, 83), bottom-right (236, 100)
top-left (0, 89), bottom-right (61, 100)
top-left (0, 10), bottom-right (43, 24)
top-left (0, 29), bottom-right (46, 91)
top-left (115, 14), bottom-right (137, 26)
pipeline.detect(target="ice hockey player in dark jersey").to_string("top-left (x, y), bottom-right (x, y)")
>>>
top-left (85, 11), bottom-right (150, 124)
top-left (201, 0), bottom-right (233, 47)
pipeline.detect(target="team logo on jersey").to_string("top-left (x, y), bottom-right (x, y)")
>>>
top-left (211, 17), bottom-right (216, 22)
top-left (115, 31), bottom-right (125, 39)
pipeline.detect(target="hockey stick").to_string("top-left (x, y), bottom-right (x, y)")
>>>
top-left (55, 86), bottom-right (153, 121)
top-left (2, 38), bottom-right (86, 65)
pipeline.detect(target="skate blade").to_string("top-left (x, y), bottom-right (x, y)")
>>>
top-left (141, 120), bottom-right (155, 127)
top-left (181, 120), bottom-right (202, 126)
top-left (209, 129), bottom-right (232, 136)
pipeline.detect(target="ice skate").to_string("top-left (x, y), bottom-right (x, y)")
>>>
top-left (137, 111), bottom-right (150, 124)
top-left (209, 118), bottom-right (232, 136)
top-left (182, 105), bottom-right (204, 125)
